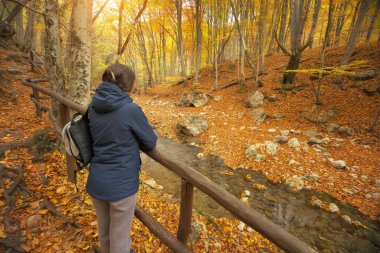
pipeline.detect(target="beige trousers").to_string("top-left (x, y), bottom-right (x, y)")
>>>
top-left (92, 194), bottom-right (137, 253)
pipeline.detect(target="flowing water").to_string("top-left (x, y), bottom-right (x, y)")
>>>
top-left (141, 136), bottom-right (380, 253)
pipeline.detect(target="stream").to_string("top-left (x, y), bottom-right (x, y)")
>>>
top-left (141, 135), bottom-right (380, 253)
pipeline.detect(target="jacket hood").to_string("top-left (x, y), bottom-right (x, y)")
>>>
top-left (91, 82), bottom-right (132, 113)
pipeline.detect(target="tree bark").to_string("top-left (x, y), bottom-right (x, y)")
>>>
top-left (277, 0), bottom-right (288, 52)
top-left (65, 0), bottom-right (92, 106)
top-left (194, 0), bottom-right (201, 84)
top-left (334, 0), bottom-right (371, 83)
top-left (366, 0), bottom-right (380, 42)
top-left (175, 0), bottom-right (186, 78)
top-left (23, 0), bottom-right (39, 52)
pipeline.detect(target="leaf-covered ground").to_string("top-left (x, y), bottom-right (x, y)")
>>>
top-left (0, 47), bottom-right (279, 252)
top-left (133, 42), bottom-right (380, 220)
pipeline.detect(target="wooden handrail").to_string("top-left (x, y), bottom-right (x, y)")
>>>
top-left (21, 78), bottom-right (316, 253)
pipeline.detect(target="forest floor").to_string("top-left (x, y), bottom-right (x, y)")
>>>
top-left (135, 42), bottom-right (380, 220)
top-left (0, 42), bottom-right (379, 252)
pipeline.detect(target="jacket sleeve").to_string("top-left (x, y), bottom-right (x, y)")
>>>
top-left (128, 104), bottom-right (157, 152)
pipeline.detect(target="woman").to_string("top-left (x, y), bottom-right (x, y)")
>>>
top-left (87, 63), bottom-right (157, 253)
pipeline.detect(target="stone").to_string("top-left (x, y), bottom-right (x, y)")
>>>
top-left (327, 124), bottom-right (355, 137)
top-left (342, 215), bottom-right (352, 224)
top-left (312, 198), bottom-right (323, 208)
top-left (373, 192), bottom-right (380, 199)
top-left (214, 95), bottom-right (222, 102)
top-left (365, 193), bottom-right (372, 199)
top-left (145, 179), bottom-right (157, 189)
top-left (179, 92), bottom-right (210, 107)
top-left (176, 115), bottom-right (208, 136)
top-left (252, 108), bottom-right (266, 124)
top-left (265, 141), bottom-right (280, 155)
top-left (375, 179), bottom-right (380, 187)
top-left (313, 144), bottom-right (327, 152)
top-left (246, 91), bottom-right (264, 108)
top-left (348, 70), bottom-right (376, 81)
top-left (26, 215), bottom-right (42, 228)
top-left (237, 222), bottom-right (246, 231)
top-left (307, 138), bottom-right (324, 146)
top-left (330, 160), bottom-right (346, 169)
top-left (286, 175), bottom-right (304, 191)
top-left (268, 128), bottom-right (276, 133)
top-left (189, 221), bottom-right (206, 244)
top-left (304, 130), bottom-right (324, 139)
top-left (361, 175), bottom-right (368, 181)
top-left (244, 190), bottom-right (251, 197)
top-left (272, 135), bottom-right (288, 144)
top-left (329, 203), bottom-right (339, 213)
top-left (288, 138), bottom-right (301, 151)
top-left (247, 227), bottom-right (255, 233)
top-left (308, 173), bottom-right (320, 182)
top-left (246, 145), bottom-right (265, 162)
top-left (280, 130), bottom-right (290, 136)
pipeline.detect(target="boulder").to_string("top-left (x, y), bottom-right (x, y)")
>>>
top-left (177, 115), bottom-right (208, 136)
top-left (245, 145), bottom-right (265, 162)
top-left (246, 91), bottom-right (264, 108)
top-left (327, 124), bottom-right (355, 137)
top-left (348, 70), bottom-right (376, 81)
top-left (329, 203), bottom-right (339, 213)
top-left (252, 108), bottom-right (266, 124)
top-left (286, 175), bottom-right (304, 191)
top-left (265, 141), bottom-right (280, 155)
top-left (288, 138), bottom-right (301, 151)
top-left (265, 94), bottom-right (277, 102)
top-left (179, 92), bottom-right (210, 107)
top-left (272, 135), bottom-right (288, 144)
top-left (329, 159), bottom-right (346, 169)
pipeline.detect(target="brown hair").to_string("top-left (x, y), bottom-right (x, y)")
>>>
top-left (102, 63), bottom-right (135, 92)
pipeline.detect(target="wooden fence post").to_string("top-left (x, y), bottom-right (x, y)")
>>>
top-left (30, 51), bottom-right (36, 72)
top-left (177, 179), bottom-right (194, 244)
top-left (59, 104), bottom-right (77, 183)
top-left (32, 88), bottom-right (42, 118)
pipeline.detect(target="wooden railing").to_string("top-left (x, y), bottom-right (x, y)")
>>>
top-left (21, 78), bottom-right (316, 253)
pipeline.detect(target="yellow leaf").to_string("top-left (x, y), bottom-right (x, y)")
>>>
top-left (0, 228), bottom-right (6, 238)
top-left (56, 186), bottom-right (66, 194)
top-left (0, 200), bottom-right (5, 206)
top-left (40, 209), bottom-right (49, 214)
top-left (84, 197), bottom-right (92, 206)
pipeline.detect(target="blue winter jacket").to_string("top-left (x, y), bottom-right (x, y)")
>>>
top-left (86, 82), bottom-right (157, 201)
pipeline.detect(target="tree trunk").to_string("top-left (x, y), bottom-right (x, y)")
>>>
top-left (334, 0), bottom-right (371, 83)
top-left (176, 0), bottom-right (186, 78)
top-left (366, 0), bottom-right (380, 42)
top-left (23, 0), bottom-right (39, 52)
top-left (277, 0), bottom-right (288, 52)
top-left (14, 6), bottom-right (23, 47)
top-left (65, 0), bottom-right (92, 106)
top-left (316, 0), bottom-right (334, 105)
top-left (194, 0), bottom-right (201, 84)
top-left (212, 0), bottom-right (218, 90)
top-left (259, 0), bottom-right (268, 71)
top-left (283, 54), bottom-right (301, 84)
top-left (280, 0), bottom-right (321, 84)
top-left (334, 1), bottom-right (348, 46)
top-left (5, 0), bottom-right (28, 23)
top-left (43, 0), bottom-right (66, 117)
top-left (161, 25), bottom-right (166, 82)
